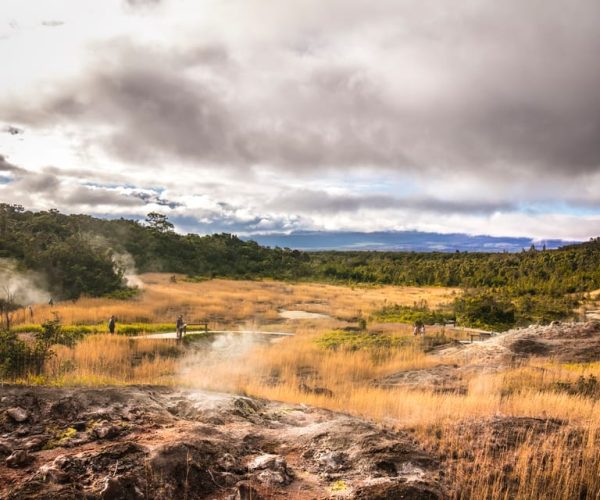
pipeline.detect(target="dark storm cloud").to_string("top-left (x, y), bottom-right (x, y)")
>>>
top-left (3, 0), bottom-right (600, 178)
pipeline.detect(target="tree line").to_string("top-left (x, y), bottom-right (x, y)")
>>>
top-left (1, 204), bottom-right (599, 328)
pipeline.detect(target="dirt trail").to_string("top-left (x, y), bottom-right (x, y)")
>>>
top-left (139, 330), bottom-right (294, 340)
top-left (0, 386), bottom-right (442, 499)
top-left (376, 321), bottom-right (600, 392)
top-left (278, 310), bottom-right (332, 320)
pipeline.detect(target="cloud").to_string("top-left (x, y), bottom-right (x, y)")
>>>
top-left (123, 0), bottom-right (162, 9)
top-left (4, 0), bottom-right (599, 179)
top-left (63, 186), bottom-right (142, 208)
top-left (0, 154), bottom-right (23, 174)
top-left (125, 0), bottom-right (161, 6)
top-left (2, 40), bottom-right (242, 166)
top-left (1, 0), bottom-right (599, 240)
top-left (3, 125), bottom-right (23, 135)
top-left (268, 189), bottom-right (514, 215)
top-left (41, 21), bottom-right (65, 28)
top-left (0, 155), bottom-right (173, 212)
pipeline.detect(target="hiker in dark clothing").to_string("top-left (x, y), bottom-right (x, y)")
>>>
top-left (176, 315), bottom-right (187, 340)
top-left (108, 315), bottom-right (116, 334)
top-left (48, 298), bottom-right (54, 306)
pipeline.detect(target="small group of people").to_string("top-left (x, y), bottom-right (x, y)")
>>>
top-left (106, 314), bottom-right (188, 338)
top-left (413, 320), bottom-right (426, 336)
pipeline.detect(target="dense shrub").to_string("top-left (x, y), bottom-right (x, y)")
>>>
top-left (0, 319), bottom-right (81, 379)
top-left (454, 291), bottom-right (516, 331)
top-left (373, 300), bottom-right (454, 325)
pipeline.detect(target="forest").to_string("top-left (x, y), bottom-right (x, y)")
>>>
top-left (1, 204), bottom-right (599, 329)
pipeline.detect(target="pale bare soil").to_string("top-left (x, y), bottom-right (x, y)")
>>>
top-left (376, 321), bottom-right (600, 392)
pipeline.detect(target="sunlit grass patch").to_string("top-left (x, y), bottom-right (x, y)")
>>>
top-left (39, 334), bottom-right (182, 386)
top-left (13, 273), bottom-right (458, 327)
top-left (12, 322), bottom-right (178, 336)
top-left (2, 272), bottom-right (599, 499)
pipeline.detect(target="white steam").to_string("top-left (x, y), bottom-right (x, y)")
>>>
top-left (0, 259), bottom-right (50, 305)
top-left (178, 331), bottom-right (279, 391)
top-left (112, 251), bottom-right (144, 289)
top-left (78, 232), bottom-right (144, 289)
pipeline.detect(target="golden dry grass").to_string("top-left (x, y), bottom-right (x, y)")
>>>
top-left (28, 327), bottom-right (600, 497)
top-left (10, 275), bottom-right (600, 498)
top-left (14, 273), bottom-right (457, 327)
top-left (41, 335), bottom-right (181, 386)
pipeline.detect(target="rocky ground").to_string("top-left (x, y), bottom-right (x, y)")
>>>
top-left (0, 386), bottom-right (442, 499)
top-left (376, 321), bottom-right (600, 392)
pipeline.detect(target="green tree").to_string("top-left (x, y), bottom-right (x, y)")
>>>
top-left (145, 212), bottom-right (174, 233)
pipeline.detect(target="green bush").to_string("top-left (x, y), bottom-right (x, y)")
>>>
top-left (0, 319), bottom-right (83, 380)
top-left (316, 330), bottom-right (412, 351)
top-left (373, 300), bottom-right (454, 325)
top-left (102, 287), bottom-right (141, 300)
top-left (453, 291), bottom-right (515, 331)
top-left (0, 330), bottom-right (30, 379)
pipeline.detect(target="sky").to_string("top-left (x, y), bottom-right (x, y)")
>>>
top-left (1, 0), bottom-right (599, 241)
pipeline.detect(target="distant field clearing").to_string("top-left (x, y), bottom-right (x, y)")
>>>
top-left (14, 273), bottom-right (458, 327)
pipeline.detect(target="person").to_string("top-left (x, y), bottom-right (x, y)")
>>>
top-left (28, 305), bottom-right (34, 321)
top-left (176, 315), bottom-right (187, 340)
top-left (108, 315), bottom-right (116, 334)
top-left (48, 298), bottom-right (54, 307)
top-left (413, 320), bottom-right (424, 336)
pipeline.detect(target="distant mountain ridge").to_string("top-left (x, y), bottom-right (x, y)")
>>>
top-left (244, 230), bottom-right (578, 252)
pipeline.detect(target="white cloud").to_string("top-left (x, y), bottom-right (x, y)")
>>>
top-left (0, 0), bottom-right (599, 240)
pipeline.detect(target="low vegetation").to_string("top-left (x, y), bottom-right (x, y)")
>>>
top-left (373, 299), bottom-right (454, 326)
top-left (2, 204), bottom-right (600, 496)
top-left (10, 274), bottom-right (456, 327)
top-left (0, 318), bottom-right (80, 379)
top-left (2, 278), bottom-right (600, 497)
top-left (2, 204), bottom-right (600, 328)
top-left (11, 322), bottom-right (178, 336)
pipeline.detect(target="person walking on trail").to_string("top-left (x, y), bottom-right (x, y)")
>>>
top-left (413, 320), bottom-right (426, 336)
top-left (176, 315), bottom-right (187, 340)
top-left (108, 315), bottom-right (116, 334)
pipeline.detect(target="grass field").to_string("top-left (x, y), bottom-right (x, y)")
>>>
top-left (12, 273), bottom-right (458, 328)
top-left (6, 274), bottom-right (600, 498)
top-left (22, 324), bottom-right (600, 498)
